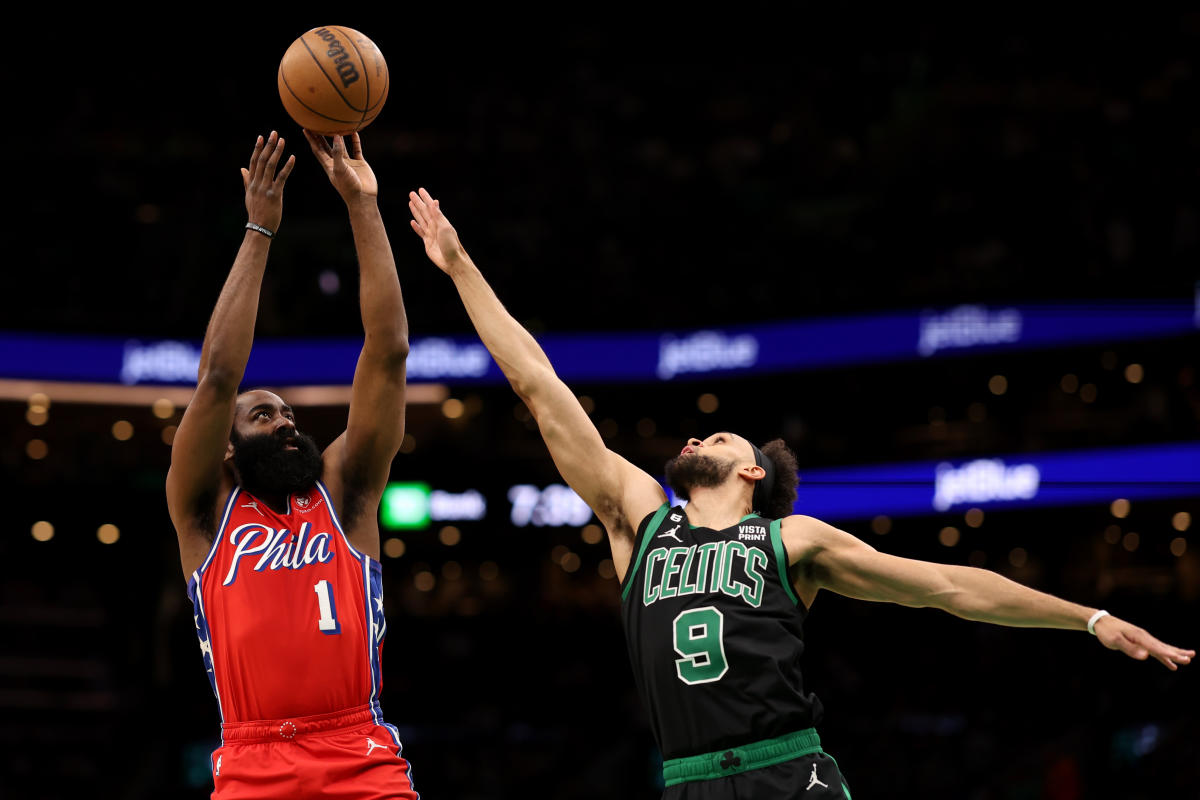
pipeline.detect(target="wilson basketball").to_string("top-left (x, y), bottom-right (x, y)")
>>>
top-left (277, 27), bottom-right (389, 135)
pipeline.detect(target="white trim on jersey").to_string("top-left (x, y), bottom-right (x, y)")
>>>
top-left (187, 487), bottom-right (242, 596)
top-left (313, 481), bottom-right (374, 563)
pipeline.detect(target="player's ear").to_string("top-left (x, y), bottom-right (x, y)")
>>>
top-left (225, 441), bottom-right (235, 462)
top-left (738, 464), bottom-right (766, 481)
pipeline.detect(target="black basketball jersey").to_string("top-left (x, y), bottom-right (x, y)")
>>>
top-left (620, 504), bottom-right (823, 760)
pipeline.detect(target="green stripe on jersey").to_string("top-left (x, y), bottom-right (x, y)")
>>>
top-left (621, 504), bottom-right (671, 602)
top-left (769, 518), bottom-right (800, 606)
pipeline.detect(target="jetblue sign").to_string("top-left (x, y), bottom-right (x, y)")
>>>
top-left (1, 298), bottom-right (1194, 386)
top-left (933, 459), bottom-right (1040, 511)
top-left (917, 305), bottom-right (1023, 357)
top-left (657, 331), bottom-right (759, 379)
top-left (792, 441), bottom-right (1200, 522)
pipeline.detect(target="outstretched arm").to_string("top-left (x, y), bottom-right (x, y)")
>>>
top-left (784, 515), bottom-right (1194, 670)
top-left (304, 132), bottom-right (408, 560)
top-left (167, 132), bottom-right (295, 578)
top-left (408, 188), bottom-right (665, 578)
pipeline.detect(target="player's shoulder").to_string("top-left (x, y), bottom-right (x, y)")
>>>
top-left (778, 514), bottom-right (861, 563)
top-left (779, 514), bottom-right (826, 536)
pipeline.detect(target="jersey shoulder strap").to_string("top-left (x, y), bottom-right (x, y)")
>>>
top-left (619, 503), bottom-right (673, 602)
top-left (768, 517), bottom-right (802, 607)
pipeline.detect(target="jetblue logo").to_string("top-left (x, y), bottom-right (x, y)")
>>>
top-left (222, 522), bottom-right (334, 586)
top-left (917, 305), bottom-right (1022, 357)
top-left (120, 339), bottom-right (201, 384)
top-left (737, 524), bottom-right (767, 541)
top-left (933, 459), bottom-right (1040, 511)
top-left (657, 331), bottom-right (759, 379)
top-left (407, 338), bottom-right (491, 379)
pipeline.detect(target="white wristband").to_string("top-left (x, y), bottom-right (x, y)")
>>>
top-left (1087, 609), bottom-right (1110, 636)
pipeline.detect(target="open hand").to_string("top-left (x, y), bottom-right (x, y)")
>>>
top-left (303, 130), bottom-right (378, 203)
top-left (1094, 614), bottom-right (1194, 670)
top-left (241, 131), bottom-right (295, 232)
top-left (408, 188), bottom-right (469, 274)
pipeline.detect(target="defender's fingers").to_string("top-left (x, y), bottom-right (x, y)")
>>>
top-left (409, 194), bottom-right (429, 223)
top-left (349, 132), bottom-right (363, 159)
top-left (1121, 634), bottom-right (1149, 660)
top-left (1152, 650), bottom-right (1179, 670)
top-left (418, 187), bottom-right (435, 205)
top-left (241, 167), bottom-right (250, 191)
top-left (410, 219), bottom-right (425, 235)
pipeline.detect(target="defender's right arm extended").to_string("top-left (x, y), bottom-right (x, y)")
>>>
top-left (166, 132), bottom-right (295, 579)
top-left (409, 189), bottom-right (665, 577)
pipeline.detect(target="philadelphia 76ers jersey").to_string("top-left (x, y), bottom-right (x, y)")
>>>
top-left (187, 482), bottom-right (390, 727)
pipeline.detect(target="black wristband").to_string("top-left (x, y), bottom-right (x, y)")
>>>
top-left (245, 221), bottom-right (275, 239)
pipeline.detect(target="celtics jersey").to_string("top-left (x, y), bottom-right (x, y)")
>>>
top-left (620, 504), bottom-right (823, 760)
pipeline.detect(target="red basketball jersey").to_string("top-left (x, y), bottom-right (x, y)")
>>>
top-left (187, 483), bottom-right (392, 734)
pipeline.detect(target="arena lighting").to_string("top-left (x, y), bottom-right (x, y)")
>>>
top-left (380, 483), bottom-right (432, 530)
top-left (380, 486), bottom-right (489, 530)
top-left (0, 379), bottom-right (449, 406)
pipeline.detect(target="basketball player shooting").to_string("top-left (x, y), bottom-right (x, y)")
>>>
top-left (166, 131), bottom-right (417, 799)
top-left (408, 188), bottom-right (1193, 799)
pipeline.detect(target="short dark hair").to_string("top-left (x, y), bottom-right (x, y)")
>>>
top-left (758, 438), bottom-right (799, 519)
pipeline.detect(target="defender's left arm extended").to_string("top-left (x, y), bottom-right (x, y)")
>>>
top-left (784, 514), bottom-right (1195, 670)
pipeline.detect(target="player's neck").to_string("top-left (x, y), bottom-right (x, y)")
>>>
top-left (242, 486), bottom-right (290, 514)
top-left (683, 485), bottom-right (753, 531)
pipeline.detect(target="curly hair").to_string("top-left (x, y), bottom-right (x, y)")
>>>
top-left (758, 438), bottom-right (799, 519)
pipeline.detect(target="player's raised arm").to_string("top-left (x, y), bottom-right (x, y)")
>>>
top-left (408, 188), bottom-right (665, 577)
top-left (784, 514), bottom-right (1195, 670)
top-left (167, 132), bottom-right (296, 578)
top-left (303, 132), bottom-right (409, 560)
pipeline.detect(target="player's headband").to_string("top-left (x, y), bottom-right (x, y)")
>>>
top-left (748, 441), bottom-right (777, 517)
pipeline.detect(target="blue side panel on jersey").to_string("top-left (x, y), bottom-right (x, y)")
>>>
top-left (367, 558), bottom-right (387, 724)
top-left (186, 581), bottom-right (221, 712)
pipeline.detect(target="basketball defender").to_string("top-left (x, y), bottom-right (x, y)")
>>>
top-left (167, 131), bottom-right (416, 799)
top-left (407, 188), bottom-right (1193, 798)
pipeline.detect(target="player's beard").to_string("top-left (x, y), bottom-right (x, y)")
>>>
top-left (231, 428), bottom-right (323, 499)
top-left (664, 453), bottom-right (736, 501)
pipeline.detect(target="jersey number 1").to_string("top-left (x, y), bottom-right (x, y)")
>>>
top-left (673, 606), bottom-right (728, 684)
top-left (314, 580), bottom-right (341, 635)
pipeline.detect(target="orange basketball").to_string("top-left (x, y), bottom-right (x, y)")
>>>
top-left (277, 26), bottom-right (389, 135)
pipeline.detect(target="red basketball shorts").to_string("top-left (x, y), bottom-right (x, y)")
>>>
top-left (208, 705), bottom-right (419, 799)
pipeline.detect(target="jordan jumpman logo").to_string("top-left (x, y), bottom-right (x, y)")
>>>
top-left (806, 762), bottom-right (828, 790)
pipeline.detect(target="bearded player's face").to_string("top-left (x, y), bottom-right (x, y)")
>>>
top-left (230, 390), bottom-right (322, 497)
top-left (663, 432), bottom-right (757, 500)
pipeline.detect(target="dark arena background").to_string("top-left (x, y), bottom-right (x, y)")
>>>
top-left (3, 14), bottom-right (1198, 800)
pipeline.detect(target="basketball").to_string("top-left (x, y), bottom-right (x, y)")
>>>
top-left (277, 26), bottom-right (389, 135)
